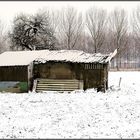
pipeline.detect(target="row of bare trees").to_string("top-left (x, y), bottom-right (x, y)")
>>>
top-left (8, 7), bottom-right (128, 53)
top-left (0, 6), bottom-right (140, 69)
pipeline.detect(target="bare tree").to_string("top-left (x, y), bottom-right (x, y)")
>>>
top-left (86, 7), bottom-right (107, 53)
top-left (0, 20), bottom-right (9, 53)
top-left (38, 8), bottom-right (60, 39)
top-left (9, 11), bottom-right (57, 51)
top-left (109, 8), bottom-right (128, 70)
top-left (132, 6), bottom-right (140, 65)
top-left (59, 6), bottom-right (83, 49)
top-left (132, 7), bottom-right (140, 45)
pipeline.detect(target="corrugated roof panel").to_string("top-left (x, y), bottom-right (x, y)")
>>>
top-left (0, 49), bottom-right (115, 66)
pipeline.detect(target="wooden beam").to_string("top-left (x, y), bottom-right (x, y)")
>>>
top-left (105, 49), bottom-right (117, 63)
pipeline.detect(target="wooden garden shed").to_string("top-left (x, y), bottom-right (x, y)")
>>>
top-left (0, 49), bottom-right (117, 93)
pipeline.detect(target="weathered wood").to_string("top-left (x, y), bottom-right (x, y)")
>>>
top-left (0, 66), bottom-right (28, 81)
top-left (0, 61), bottom-right (109, 92)
top-left (33, 62), bottom-right (109, 92)
top-left (36, 78), bottom-right (81, 92)
top-left (32, 79), bottom-right (37, 92)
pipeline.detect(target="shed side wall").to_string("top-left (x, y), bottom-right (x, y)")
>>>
top-left (83, 63), bottom-right (108, 92)
top-left (0, 66), bottom-right (28, 92)
top-left (0, 66), bottom-right (28, 81)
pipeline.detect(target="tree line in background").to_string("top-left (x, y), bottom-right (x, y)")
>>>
top-left (0, 6), bottom-right (140, 70)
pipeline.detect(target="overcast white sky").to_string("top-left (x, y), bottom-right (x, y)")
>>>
top-left (0, 1), bottom-right (140, 31)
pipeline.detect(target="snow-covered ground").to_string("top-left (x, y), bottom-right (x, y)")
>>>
top-left (0, 71), bottom-right (140, 138)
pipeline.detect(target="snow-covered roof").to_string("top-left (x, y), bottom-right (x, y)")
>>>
top-left (0, 50), bottom-right (46, 66)
top-left (34, 50), bottom-right (115, 64)
top-left (0, 49), bottom-right (117, 66)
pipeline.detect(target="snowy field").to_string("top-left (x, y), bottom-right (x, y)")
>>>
top-left (0, 71), bottom-right (140, 138)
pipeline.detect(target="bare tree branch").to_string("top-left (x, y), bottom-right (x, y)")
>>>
top-left (58, 6), bottom-right (83, 49)
top-left (9, 11), bottom-right (57, 51)
top-left (86, 7), bottom-right (107, 53)
top-left (109, 8), bottom-right (128, 70)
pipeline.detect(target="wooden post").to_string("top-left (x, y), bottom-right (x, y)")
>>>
top-left (119, 77), bottom-right (122, 87)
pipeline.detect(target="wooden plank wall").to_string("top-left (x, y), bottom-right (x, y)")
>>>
top-left (34, 62), bottom-right (77, 79)
top-left (0, 66), bottom-right (28, 81)
top-left (83, 63), bottom-right (108, 92)
top-left (0, 62), bottom-right (108, 92)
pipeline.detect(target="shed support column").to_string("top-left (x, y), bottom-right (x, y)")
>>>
top-left (103, 63), bottom-right (109, 92)
top-left (79, 80), bottom-right (83, 89)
